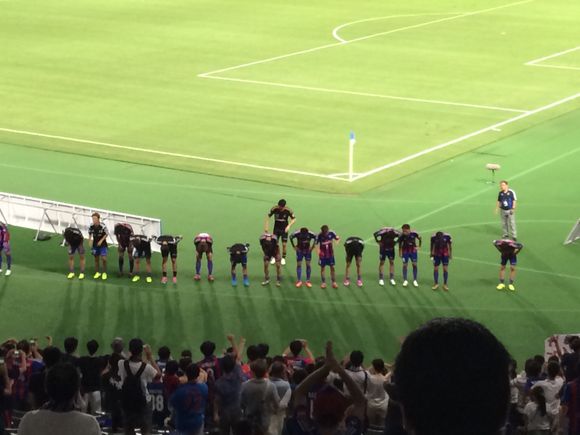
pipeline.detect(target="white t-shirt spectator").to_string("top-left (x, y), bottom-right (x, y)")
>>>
top-left (524, 402), bottom-right (551, 431)
top-left (117, 359), bottom-right (158, 403)
top-left (18, 409), bottom-right (101, 435)
top-left (534, 377), bottom-right (564, 415)
top-left (345, 367), bottom-right (370, 396)
top-left (366, 373), bottom-right (389, 411)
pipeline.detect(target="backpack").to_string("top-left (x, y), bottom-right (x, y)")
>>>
top-left (121, 361), bottom-right (147, 413)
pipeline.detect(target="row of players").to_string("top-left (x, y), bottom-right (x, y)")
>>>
top-left (51, 211), bottom-right (524, 291)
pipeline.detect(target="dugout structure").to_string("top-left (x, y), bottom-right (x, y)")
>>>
top-left (564, 219), bottom-right (580, 245)
top-left (0, 192), bottom-right (162, 252)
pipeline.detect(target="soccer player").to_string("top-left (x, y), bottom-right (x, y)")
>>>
top-left (493, 239), bottom-right (523, 291)
top-left (289, 227), bottom-right (317, 288)
top-left (374, 227), bottom-right (401, 286)
top-left (260, 232), bottom-right (281, 286)
top-left (194, 233), bottom-right (214, 282)
top-left (114, 223), bottom-right (134, 277)
top-left (0, 222), bottom-right (12, 276)
top-left (316, 225), bottom-right (340, 289)
top-left (430, 231), bottom-right (452, 291)
top-left (227, 243), bottom-right (250, 287)
top-left (131, 235), bottom-right (153, 283)
top-left (265, 199), bottom-right (296, 266)
top-left (344, 236), bottom-right (364, 287)
top-left (398, 224), bottom-right (421, 288)
top-left (88, 213), bottom-right (109, 280)
top-left (63, 227), bottom-right (85, 280)
top-left (155, 235), bottom-right (182, 284)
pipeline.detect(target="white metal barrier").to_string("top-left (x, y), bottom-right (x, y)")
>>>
top-left (0, 192), bottom-right (163, 252)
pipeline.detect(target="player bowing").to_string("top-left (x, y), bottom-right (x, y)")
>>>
top-left (156, 235), bottom-right (182, 284)
top-left (344, 236), bottom-right (364, 287)
top-left (316, 225), bottom-right (340, 289)
top-left (0, 222), bottom-right (12, 276)
top-left (430, 232), bottom-right (452, 291)
top-left (290, 227), bottom-right (316, 288)
top-left (131, 235), bottom-right (153, 283)
top-left (260, 233), bottom-right (281, 286)
top-left (265, 199), bottom-right (296, 266)
top-left (493, 239), bottom-right (523, 291)
top-left (374, 227), bottom-right (401, 286)
top-left (63, 227), bottom-right (85, 280)
top-left (227, 243), bottom-right (250, 287)
top-left (114, 222), bottom-right (134, 277)
top-left (398, 224), bottom-right (421, 288)
top-left (194, 233), bottom-right (214, 282)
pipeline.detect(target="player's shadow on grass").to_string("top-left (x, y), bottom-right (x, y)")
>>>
top-left (163, 287), bottom-right (185, 343)
top-left (0, 279), bottom-right (9, 305)
top-left (54, 281), bottom-right (85, 340)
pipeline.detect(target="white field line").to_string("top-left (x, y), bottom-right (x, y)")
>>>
top-left (528, 64), bottom-right (580, 72)
top-left (405, 140), bottom-right (580, 225)
top-left (198, 0), bottom-right (534, 77)
top-left (331, 12), bottom-right (459, 43)
top-left (525, 46), bottom-right (580, 65)
top-left (352, 92), bottom-right (580, 182)
top-left (201, 75), bottom-right (528, 113)
top-left (0, 127), bottom-right (348, 182)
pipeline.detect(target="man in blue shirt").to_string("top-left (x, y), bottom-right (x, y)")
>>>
top-left (495, 180), bottom-right (518, 240)
top-left (169, 364), bottom-right (208, 435)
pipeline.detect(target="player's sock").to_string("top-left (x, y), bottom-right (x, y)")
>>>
top-left (434, 270), bottom-right (439, 284)
top-left (173, 271), bottom-right (177, 278)
top-left (357, 274), bottom-right (362, 281)
top-left (412, 265), bottom-right (417, 280)
top-left (7, 255), bottom-right (12, 269)
top-left (207, 260), bottom-right (213, 275)
top-left (402, 266), bottom-right (408, 280)
top-left (195, 260), bottom-right (201, 275)
top-left (380, 272), bottom-right (384, 280)
top-left (163, 272), bottom-right (167, 277)
top-left (306, 265), bottom-right (311, 280)
top-left (118, 257), bottom-right (124, 273)
top-left (297, 266), bottom-right (302, 280)
top-left (321, 274), bottom-right (326, 283)
top-left (129, 259), bottom-right (134, 274)
top-left (231, 272), bottom-right (236, 280)
top-left (0, 256), bottom-right (2, 268)
top-left (443, 271), bottom-right (448, 284)
top-left (509, 279), bottom-right (514, 284)
top-left (389, 272), bottom-right (394, 279)
top-left (499, 278), bottom-right (504, 283)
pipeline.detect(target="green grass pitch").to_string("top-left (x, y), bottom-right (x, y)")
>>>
top-left (0, 0), bottom-right (579, 364)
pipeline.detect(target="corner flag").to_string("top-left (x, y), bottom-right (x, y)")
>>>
top-left (349, 131), bottom-right (356, 147)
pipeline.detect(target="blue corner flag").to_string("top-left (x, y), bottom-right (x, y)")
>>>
top-left (349, 131), bottom-right (356, 147)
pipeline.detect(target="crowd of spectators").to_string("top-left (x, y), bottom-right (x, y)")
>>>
top-left (1, 319), bottom-right (579, 435)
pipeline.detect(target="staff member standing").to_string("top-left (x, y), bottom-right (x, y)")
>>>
top-left (495, 180), bottom-right (517, 240)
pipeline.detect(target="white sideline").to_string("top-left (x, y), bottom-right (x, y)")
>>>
top-left (201, 75), bottom-right (528, 113)
top-left (199, 0), bottom-right (534, 77)
top-left (331, 13), bottom-right (459, 44)
top-left (0, 127), bottom-right (348, 182)
top-left (528, 64), bottom-right (580, 72)
top-left (352, 92), bottom-right (580, 181)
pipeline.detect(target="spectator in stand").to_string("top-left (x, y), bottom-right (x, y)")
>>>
top-left (515, 358), bottom-right (543, 417)
top-left (163, 360), bottom-right (182, 402)
top-left (169, 363), bottom-right (209, 435)
top-left (524, 385), bottom-right (552, 435)
top-left (0, 357), bottom-right (9, 433)
top-left (507, 359), bottom-right (522, 435)
top-left (556, 336), bottom-right (580, 382)
top-left (366, 359), bottom-right (390, 429)
top-left (534, 361), bottom-right (564, 421)
top-left (240, 360), bottom-right (280, 435)
top-left (6, 341), bottom-right (35, 411)
top-left (283, 340), bottom-right (314, 372)
top-left (156, 346), bottom-right (171, 373)
top-left (61, 337), bottom-right (79, 367)
top-left (241, 345), bottom-right (260, 380)
top-left (28, 346), bottom-right (61, 409)
top-left (215, 354), bottom-right (244, 435)
top-left (18, 363), bottom-right (101, 435)
top-left (560, 361), bottom-right (580, 435)
top-left (102, 351), bottom-right (123, 433)
top-left (393, 318), bottom-right (510, 435)
top-left (344, 350), bottom-right (369, 397)
top-left (78, 340), bottom-right (105, 414)
top-left (118, 338), bottom-right (161, 435)
top-left (268, 362), bottom-right (292, 435)
top-left (111, 337), bottom-right (128, 359)
top-left (288, 341), bottom-right (367, 435)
